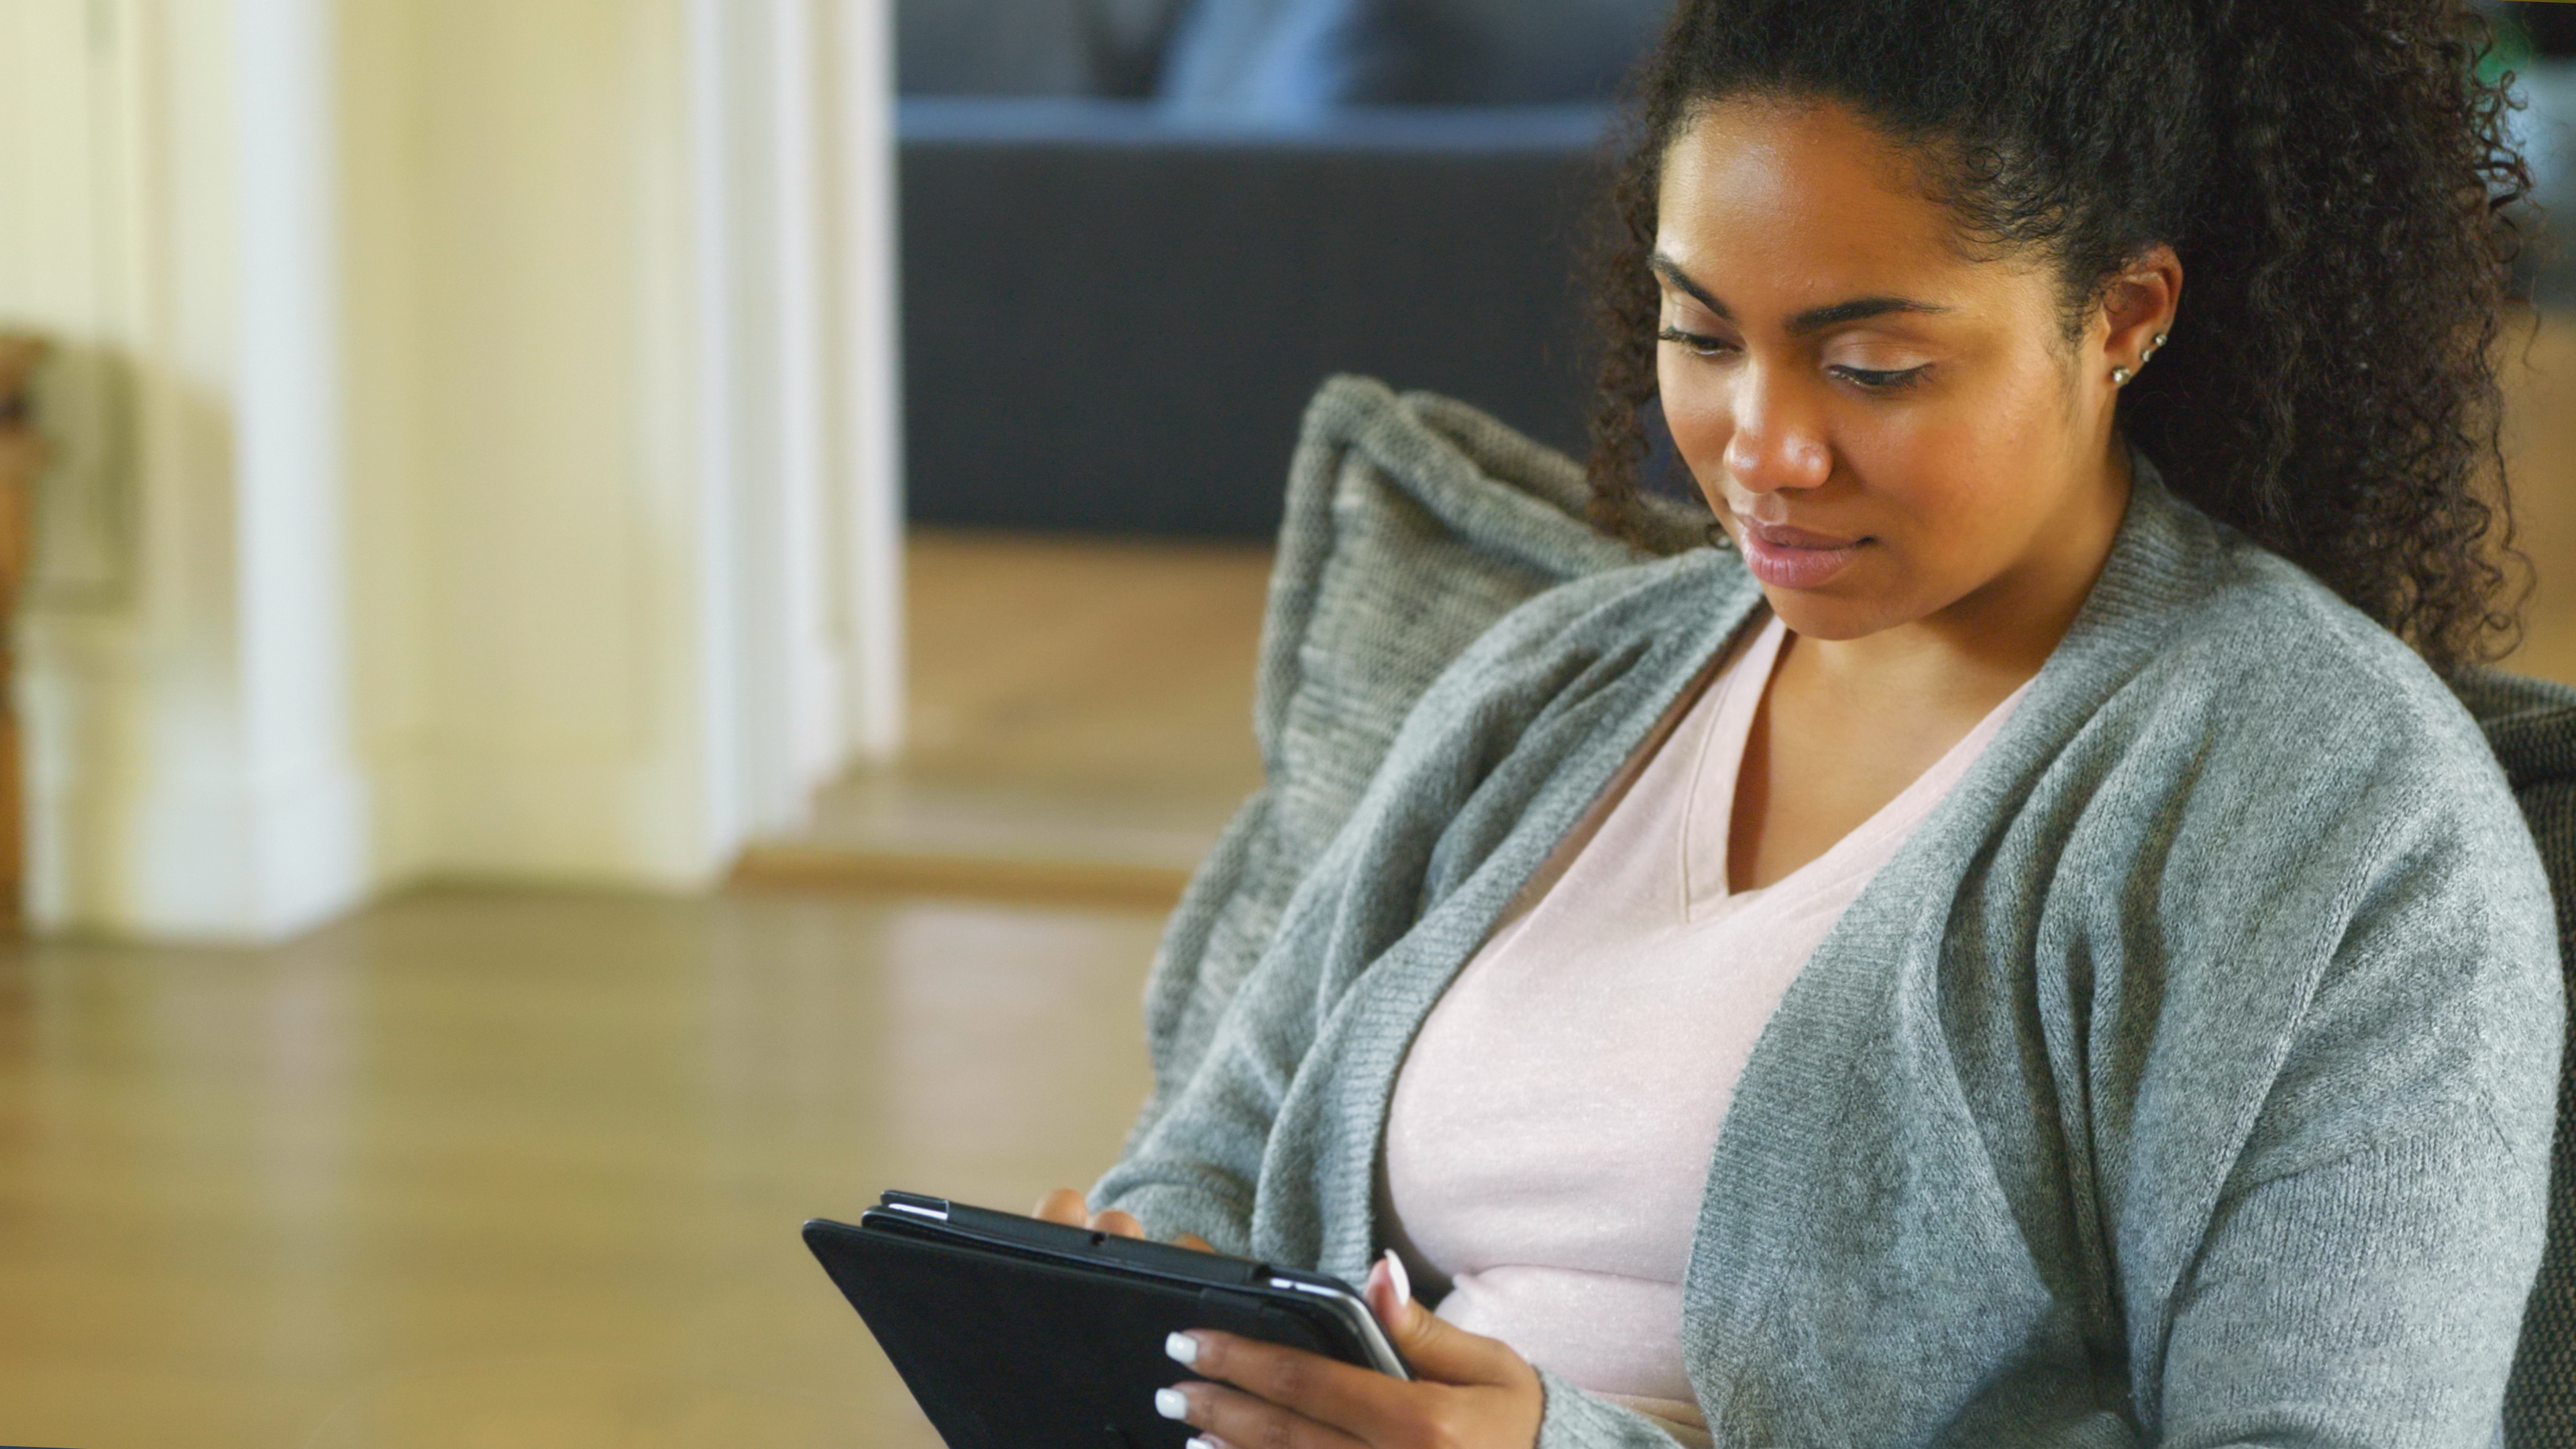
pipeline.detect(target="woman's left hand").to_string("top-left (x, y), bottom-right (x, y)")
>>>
top-left (1155, 1250), bottom-right (1544, 1449)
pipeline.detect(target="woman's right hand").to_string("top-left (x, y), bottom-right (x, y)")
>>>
top-left (1034, 1187), bottom-right (1215, 1253)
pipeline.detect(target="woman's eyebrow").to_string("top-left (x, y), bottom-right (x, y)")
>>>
top-left (1650, 252), bottom-right (1954, 336)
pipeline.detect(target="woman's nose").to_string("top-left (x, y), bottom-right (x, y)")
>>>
top-left (1721, 366), bottom-right (1832, 495)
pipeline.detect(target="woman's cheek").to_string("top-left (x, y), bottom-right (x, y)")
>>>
top-left (1657, 371), bottom-right (1734, 490)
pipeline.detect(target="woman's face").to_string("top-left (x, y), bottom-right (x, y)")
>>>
top-left (1654, 95), bottom-right (2176, 649)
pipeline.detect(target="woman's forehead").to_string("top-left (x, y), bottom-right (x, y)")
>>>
top-left (1653, 97), bottom-right (2029, 313)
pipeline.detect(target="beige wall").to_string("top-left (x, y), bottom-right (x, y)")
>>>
top-left (341, 0), bottom-right (718, 887)
top-left (1, 0), bottom-right (372, 938)
top-left (0, 0), bottom-right (903, 940)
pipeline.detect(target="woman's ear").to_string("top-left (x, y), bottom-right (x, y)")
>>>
top-left (2099, 244), bottom-right (2184, 376)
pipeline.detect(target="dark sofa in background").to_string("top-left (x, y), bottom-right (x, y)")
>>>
top-left (897, 0), bottom-right (2576, 540)
top-left (896, 0), bottom-right (1667, 537)
top-left (901, 100), bottom-right (1614, 537)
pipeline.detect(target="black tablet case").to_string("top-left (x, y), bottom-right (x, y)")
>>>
top-left (806, 1197), bottom-right (1398, 1449)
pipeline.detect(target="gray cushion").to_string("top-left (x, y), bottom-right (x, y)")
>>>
top-left (1130, 374), bottom-right (1701, 1140)
top-left (1155, 0), bottom-right (1668, 117)
top-left (1155, 0), bottom-right (1405, 116)
top-left (2453, 665), bottom-right (2576, 1449)
top-left (1389, 0), bottom-right (1674, 105)
top-left (900, 0), bottom-right (1184, 95)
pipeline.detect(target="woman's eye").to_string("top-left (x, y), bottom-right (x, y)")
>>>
top-left (1831, 364), bottom-right (1931, 392)
top-left (1655, 326), bottom-right (1733, 358)
top-left (1658, 329), bottom-right (1929, 393)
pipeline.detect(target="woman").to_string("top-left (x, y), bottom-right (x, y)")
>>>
top-left (1042, 1), bottom-right (2563, 1444)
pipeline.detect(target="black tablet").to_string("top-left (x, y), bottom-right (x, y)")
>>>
top-left (805, 1190), bottom-right (1409, 1449)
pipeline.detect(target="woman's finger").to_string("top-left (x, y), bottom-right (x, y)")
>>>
top-left (1033, 1187), bottom-right (1089, 1226)
top-left (1158, 1375), bottom-right (1371, 1449)
top-left (1168, 1330), bottom-right (1416, 1441)
top-left (1038, 1190), bottom-right (1212, 1251)
top-left (1088, 1208), bottom-right (1147, 1238)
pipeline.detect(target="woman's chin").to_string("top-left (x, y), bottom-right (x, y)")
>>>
top-left (1757, 588), bottom-right (1901, 643)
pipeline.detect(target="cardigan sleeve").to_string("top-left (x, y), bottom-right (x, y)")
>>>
top-left (2138, 754), bottom-right (2561, 1449)
top-left (1086, 790), bottom-right (1365, 1253)
top-left (1085, 966), bottom-right (1305, 1256)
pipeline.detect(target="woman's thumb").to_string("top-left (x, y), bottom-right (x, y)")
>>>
top-left (1364, 1250), bottom-right (1515, 1387)
top-left (1364, 1248), bottom-right (1412, 1330)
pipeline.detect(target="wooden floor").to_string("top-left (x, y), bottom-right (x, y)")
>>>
top-left (0, 888), bottom-right (1163, 1448)
top-left (2501, 307), bottom-right (2576, 685)
top-left (734, 531), bottom-right (1273, 908)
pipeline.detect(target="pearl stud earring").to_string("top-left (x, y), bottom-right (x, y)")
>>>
top-left (2111, 365), bottom-right (2133, 386)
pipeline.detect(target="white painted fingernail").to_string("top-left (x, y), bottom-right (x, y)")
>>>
top-left (1382, 1248), bottom-right (1411, 1307)
top-left (1155, 1387), bottom-right (1189, 1419)
top-left (1187, 1439), bottom-right (1220, 1449)
top-left (1165, 1330), bottom-right (1199, 1366)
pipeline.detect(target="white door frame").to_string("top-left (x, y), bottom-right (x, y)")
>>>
top-left (686, 0), bottom-right (905, 847)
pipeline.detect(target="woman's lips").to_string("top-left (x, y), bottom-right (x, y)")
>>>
top-left (1731, 515), bottom-right (1868, 589)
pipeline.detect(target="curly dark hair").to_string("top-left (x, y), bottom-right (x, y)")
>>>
top-left (1582, 0), bottom-right (2540, 676)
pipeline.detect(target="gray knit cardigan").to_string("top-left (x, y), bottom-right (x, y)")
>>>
top-left (1091, 388), bottom-right (2564, 1449)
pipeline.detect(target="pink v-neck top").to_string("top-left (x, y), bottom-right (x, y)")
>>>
top-left (1380, 610), bottom-right (2032, 1444)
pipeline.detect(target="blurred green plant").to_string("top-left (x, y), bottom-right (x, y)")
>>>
top-left (2479, 3), bottom-right (2536, 86)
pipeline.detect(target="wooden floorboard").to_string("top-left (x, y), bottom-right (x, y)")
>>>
top-left (0, 886), bottom-right (1164, 1448)
top-left (743, 529), bottom-right (1272, 908)
top-left (727, 840), bottom-right (1191, 912)
top-left (2500, 307), bottom-right (2576, 686)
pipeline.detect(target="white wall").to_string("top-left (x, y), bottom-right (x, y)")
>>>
top-left (832, 0), bottom-right (909, 764)
top-left (1, 0), bottom-right (371, 938)
top-left (0, 0), bottom-right (904, 940)
top-left (345, 0), bottom-right (727, 888)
